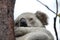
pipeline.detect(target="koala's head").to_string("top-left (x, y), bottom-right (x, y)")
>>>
top-left (15, 12), bottom-right (43, 27)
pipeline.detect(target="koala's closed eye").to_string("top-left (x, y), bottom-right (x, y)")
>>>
top-left (28, 18), bottom-right (36, 25)
top-left (29, 18), bottom-right (33, 21)
top-left (15, 22), bottom-right (19, 27)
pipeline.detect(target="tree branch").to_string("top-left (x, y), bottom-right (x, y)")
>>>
top-left (54, 0), bottom-right (58, 40)
top-left (36, 0), bottom-right (56, 14)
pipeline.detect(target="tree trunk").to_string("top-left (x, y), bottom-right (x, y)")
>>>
top-left (0, 0), bottom-right (15, 40)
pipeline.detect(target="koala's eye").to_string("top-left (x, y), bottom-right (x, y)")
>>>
top-left (15, 23), bottom-right (19, 27)
top-left (29, 18), bottom-right (33, 21)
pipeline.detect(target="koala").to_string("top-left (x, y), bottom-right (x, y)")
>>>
top-left (14, 12), bottom-right (54, 40)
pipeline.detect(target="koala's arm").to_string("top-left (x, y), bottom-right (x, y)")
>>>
top-left (14, 27), bottom-right (29, 37)
top-left (14, 27), bottom-right (33, 37)
top-left (14, 27), bottom-right (49, 36)
top-left (14, 27), bottom-right (43, 37)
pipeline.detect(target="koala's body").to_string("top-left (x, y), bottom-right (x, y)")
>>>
top-left (14, 11), bottom-right (54, 40)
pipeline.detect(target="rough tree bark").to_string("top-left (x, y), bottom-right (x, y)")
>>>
top-left (0, 0), bottom-right (15, 40)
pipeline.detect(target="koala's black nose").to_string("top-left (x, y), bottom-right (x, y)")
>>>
top-left (20, 18), bottom-right (27, 27)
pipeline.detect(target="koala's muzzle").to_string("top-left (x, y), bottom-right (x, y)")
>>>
top-left (20, 18), bottom-right (28, 27)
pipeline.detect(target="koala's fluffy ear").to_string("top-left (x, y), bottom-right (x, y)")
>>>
top-left (35, 11), bottom-right (48, 25)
